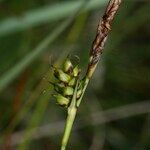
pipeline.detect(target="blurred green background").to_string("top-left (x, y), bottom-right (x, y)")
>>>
top-left (0, 0), bottom-right (150, 149)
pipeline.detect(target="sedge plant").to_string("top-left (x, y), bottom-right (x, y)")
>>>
top-left (51, 0), bottom-right (122, 149)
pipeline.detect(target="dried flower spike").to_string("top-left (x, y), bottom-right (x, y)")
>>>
top-left (87, 0), bottom-right (122, 78)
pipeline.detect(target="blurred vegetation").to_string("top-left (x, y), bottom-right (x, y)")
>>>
top-left (0, 0), bottom-right (150, 150)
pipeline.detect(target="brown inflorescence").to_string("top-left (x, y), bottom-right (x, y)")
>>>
top-left (87, 0), bottom-right (122, 78)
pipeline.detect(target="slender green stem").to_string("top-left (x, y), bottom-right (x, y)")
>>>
top-left (61, 107), bottom-right (77, 150)
top-left (77, 77), bottom-right (89, 107)
top-left (61, 77), bottom-right (89, 150)
top-left (61, 80), bottom-right (79, 150)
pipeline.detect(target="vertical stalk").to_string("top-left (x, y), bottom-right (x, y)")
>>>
top-left (61, 79), bottom-right (79, 150)
top-left (61, 107), bottom-right (77, 150)
top-left (60, 0), bottom-right (122, 149)
top-left (77, 77), bottom-right (89, 107)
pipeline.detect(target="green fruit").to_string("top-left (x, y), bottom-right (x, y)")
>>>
top-left (53, 94), bottom-right (70, 106)
top-left (73, 66), bottom-right (80, 77)
top-left (63, 86), bottom-right (74, 96)
top-left (63, 58), bottom-right (73, 73)
top-left (68, 78), bottom-right (76, 86)
top-left (54, 68), bottom-right (71, 83)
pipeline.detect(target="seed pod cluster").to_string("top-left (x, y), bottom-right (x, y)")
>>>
top-left (52, 57), bottom-right (83, 108)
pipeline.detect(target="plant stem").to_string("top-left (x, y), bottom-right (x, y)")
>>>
top-left (61, 77), bottom-right (90, 150)
top-left (77, 77), bottom-right (89, 107)
top-left (61, 107), bottom-right (77, 150)
top-left (61, 79), bottom-right (79, 150)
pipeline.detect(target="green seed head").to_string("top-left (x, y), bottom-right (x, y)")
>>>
top-left (63, 86), bottom-right (74, 96)
top-left (63, 58), bottom-right (73, 74)
top-left (73, 66), bottom-right (80, 77)
top-left (53, 94), bottom-right (70, 107)
top-left (68, 77), bottom-right (76, 87)
top-left (54, 68), bottom-right (71, 83)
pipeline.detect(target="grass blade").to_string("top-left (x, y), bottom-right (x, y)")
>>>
top-left (0, 19), bottom-right (71, 92)
top-left (0, 0), bottom-right (107, 36)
